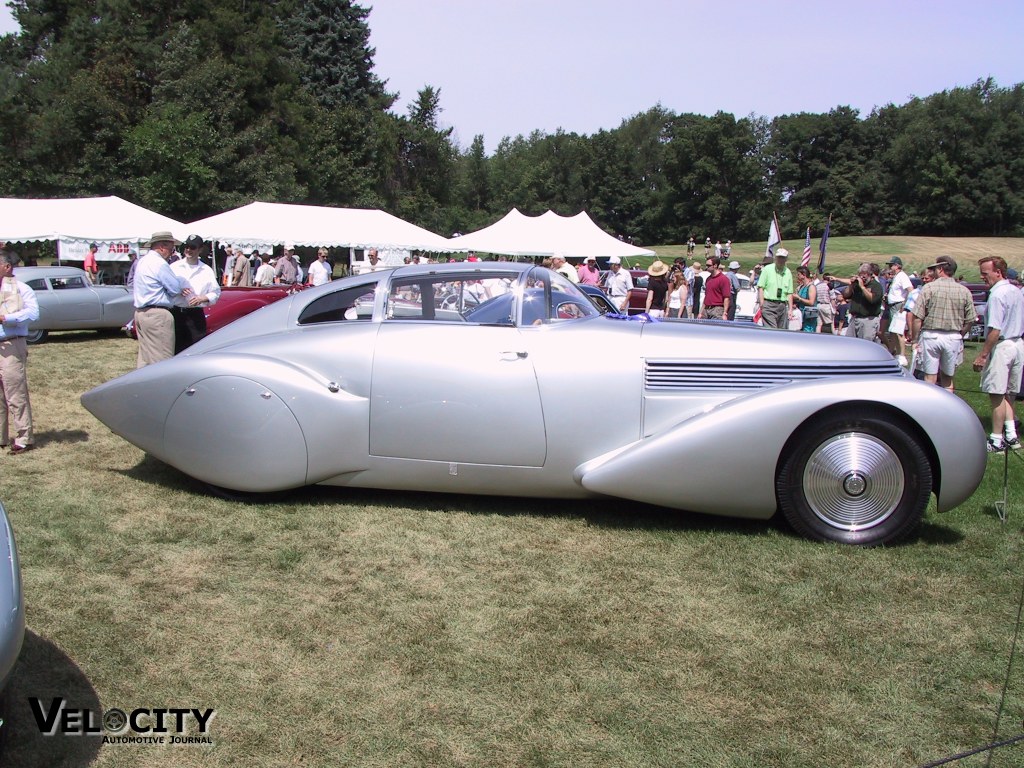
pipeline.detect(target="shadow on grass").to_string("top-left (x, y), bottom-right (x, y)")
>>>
top-left (118, 454), bottom-right (967, 547)
top-left (33, 330), bottom-right (125, 346)
top-left (33, 429), bottom-right (89, 449)
top-left (1, 630), bottom-right (103, 768)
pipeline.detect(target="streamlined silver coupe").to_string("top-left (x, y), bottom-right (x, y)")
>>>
top-left (82, 262), bottom-right (986, 546)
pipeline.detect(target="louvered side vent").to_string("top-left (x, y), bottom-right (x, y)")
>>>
top-left (645, 360), bottom-right (903, 391)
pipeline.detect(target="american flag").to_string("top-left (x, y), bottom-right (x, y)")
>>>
top-left (801, 227), bottom-right (811, 267)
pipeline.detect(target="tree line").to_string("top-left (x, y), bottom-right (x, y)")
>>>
top-left (0, 0), bottom-right (1020, 246)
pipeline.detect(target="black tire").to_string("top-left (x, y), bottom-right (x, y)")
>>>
top-left (777, 412), bottom-right (932, 546)
top-left (24, 329), bottom-right (46, 344)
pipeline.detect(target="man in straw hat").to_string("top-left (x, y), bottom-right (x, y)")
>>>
top-left (133, 231), bottom-right (193, 368)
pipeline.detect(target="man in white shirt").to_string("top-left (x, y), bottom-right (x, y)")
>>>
top-left (307, 248), bottom-right (332, 286)
top-left (0, 250), bottom-right (40, 453)
top-left (171, 235), bottom-right (221, 353)
top-left (255, 257), bottom-right (276, 286)
top-left (602, 256), bottom-right (634, 312)
top-left (972, 256), bottom-right (1024, 452)
top-left (885, 257), bottom-right (914, 366)
top-left (551, 254), bottom-right (578, 283)
top-left (133, 231), bottom-right (192, 368)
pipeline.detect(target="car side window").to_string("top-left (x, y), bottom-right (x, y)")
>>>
top-left (298, 285), bottom-right (377, 324)
top-left (24, 278), bottom-right (46, 291)
top-left (385, 274), bottom-right (518, 323)
top-left (51, 276), bottom-right (86, 290)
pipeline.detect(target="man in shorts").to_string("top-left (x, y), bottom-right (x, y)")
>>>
top-left (972, 256), bottom-right (1024, 452)
top-left (909, 255), bottom-right (976, 392)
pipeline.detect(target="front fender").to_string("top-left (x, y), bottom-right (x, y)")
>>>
top-left (576, 377), bottom-right (986, 519)
top-left (81, 353), bottom-right (370, 491)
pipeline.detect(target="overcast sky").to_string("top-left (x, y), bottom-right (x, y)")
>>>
top-left (2, 0), bottom-right (1021, 154)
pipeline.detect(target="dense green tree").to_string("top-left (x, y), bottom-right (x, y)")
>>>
top-left (280, 0), bottom-right (391, 111)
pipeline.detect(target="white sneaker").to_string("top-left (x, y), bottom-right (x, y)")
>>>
top-left (897, 354), bottom-right (909, 367)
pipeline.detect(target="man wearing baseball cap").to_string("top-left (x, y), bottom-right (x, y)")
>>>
top-left (756, 247), bottom-right (793, 328)
top-left (885, 256), bottom-right (914, 366)
top-left (909, 255), bottom-right (975, 392)
top-left (602, 256), bottom-right (633, 312)
top-left (170, 235), bottom-right (220, 353)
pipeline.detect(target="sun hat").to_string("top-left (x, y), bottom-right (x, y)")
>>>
top-left (926, 255), bottom-right (957, 273)
top-left (146, 230), bottom-right (180, 247)
top-left (647, 260), bottom-right (669, 277)
top-left (728, 261), bottom-right (740, 270)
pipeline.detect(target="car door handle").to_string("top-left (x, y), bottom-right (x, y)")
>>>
top-left (499, 351), bottom-right (528, 361)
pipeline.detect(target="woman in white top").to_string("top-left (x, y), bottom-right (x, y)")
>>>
top-left (667, 271), bottom-right (688, 318)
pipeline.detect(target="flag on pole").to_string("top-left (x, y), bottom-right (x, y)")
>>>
top-left (765, 213), bottom-right (782, 260)
top-left (801, 227), bottom-right (811, 267)
top-left (817, 214), bottom-right (831, 275)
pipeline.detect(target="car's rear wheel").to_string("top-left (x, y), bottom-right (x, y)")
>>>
top-left (24, 329), bottom-right (46, 344)
top-left (777, 412), bottom-right (931, 546)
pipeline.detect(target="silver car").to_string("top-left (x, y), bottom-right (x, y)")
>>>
top-left (14, 266), bottom-right (135, 343)
top-left (81, 262), bottom-right (986, 546)
top-left (0, 501), bottom-right (24, 727)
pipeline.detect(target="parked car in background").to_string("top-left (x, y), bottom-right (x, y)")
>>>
top-left (83, 262), bottom-right (986, 547)
top-left (14, 266), bottom-right (134, 344)
top-left (964, 282), bottom-right (989, 341)
top-left (205, 284), bottom-right (304, 335)
top-left (0, 501), bottom-right (24, 734)
top-left (125, 284), bottom-right (305, 340)
top-left (577, 283), bottom-right (617, 314)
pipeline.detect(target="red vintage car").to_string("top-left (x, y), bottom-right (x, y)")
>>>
top-left (126, 284), bottom-right (306, 339)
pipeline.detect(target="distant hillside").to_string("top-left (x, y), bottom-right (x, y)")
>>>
top-left (648, 237), bottom-right (1024, 281)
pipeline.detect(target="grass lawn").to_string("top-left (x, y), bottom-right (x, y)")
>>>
top-left (1, 329), bottom-right (1024, 767)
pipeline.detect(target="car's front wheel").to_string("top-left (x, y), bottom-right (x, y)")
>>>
top-left (24, 329), bottom-right (46, 345)
top-left (777, 411), bottom-right (932, 546)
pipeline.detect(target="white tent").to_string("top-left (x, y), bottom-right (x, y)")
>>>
top-left (0, 195), bottom-right (187, 261)
top-left (449, 209), bottom-right (655, 260)
top-left (185, 201), bottom-right (456, 254)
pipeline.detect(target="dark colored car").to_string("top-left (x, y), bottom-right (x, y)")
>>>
top-left (964, 282), bottom-right (989, 341)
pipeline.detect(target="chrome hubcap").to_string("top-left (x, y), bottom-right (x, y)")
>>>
top-left (802, 432), bottom-right (904, 531)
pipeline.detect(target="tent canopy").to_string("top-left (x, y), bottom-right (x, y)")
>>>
top-left (0, 196), bottom-right (186, 245)
top-left (449, 209), bottom-right (655, 259)
top-left (185, 201), bottom-right (456, 253)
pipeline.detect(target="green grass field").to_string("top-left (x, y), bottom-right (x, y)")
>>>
top-left (2, 301), bottom-right (1024, 765)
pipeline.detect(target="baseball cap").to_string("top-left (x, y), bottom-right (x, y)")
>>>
top-left (728, 261), bottom-right (740, 270)
top-left (609, 256), bottom-right (621, 265)
top-left (183, 234), bottom-right (204, 249)
top-left (886, 256), bottom-right (903, 267)
top-left (775, 248), bottom-right (789, 259)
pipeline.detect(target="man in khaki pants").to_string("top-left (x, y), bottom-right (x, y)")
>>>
top-left (0, 251), bottom-right (40, 453)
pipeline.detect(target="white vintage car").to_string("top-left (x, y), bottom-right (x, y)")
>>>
top-left (82, 262), bottom-right (986, 546)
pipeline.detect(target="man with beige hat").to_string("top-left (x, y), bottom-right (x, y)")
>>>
top-left (132, 231), bottom-right (193, 368)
